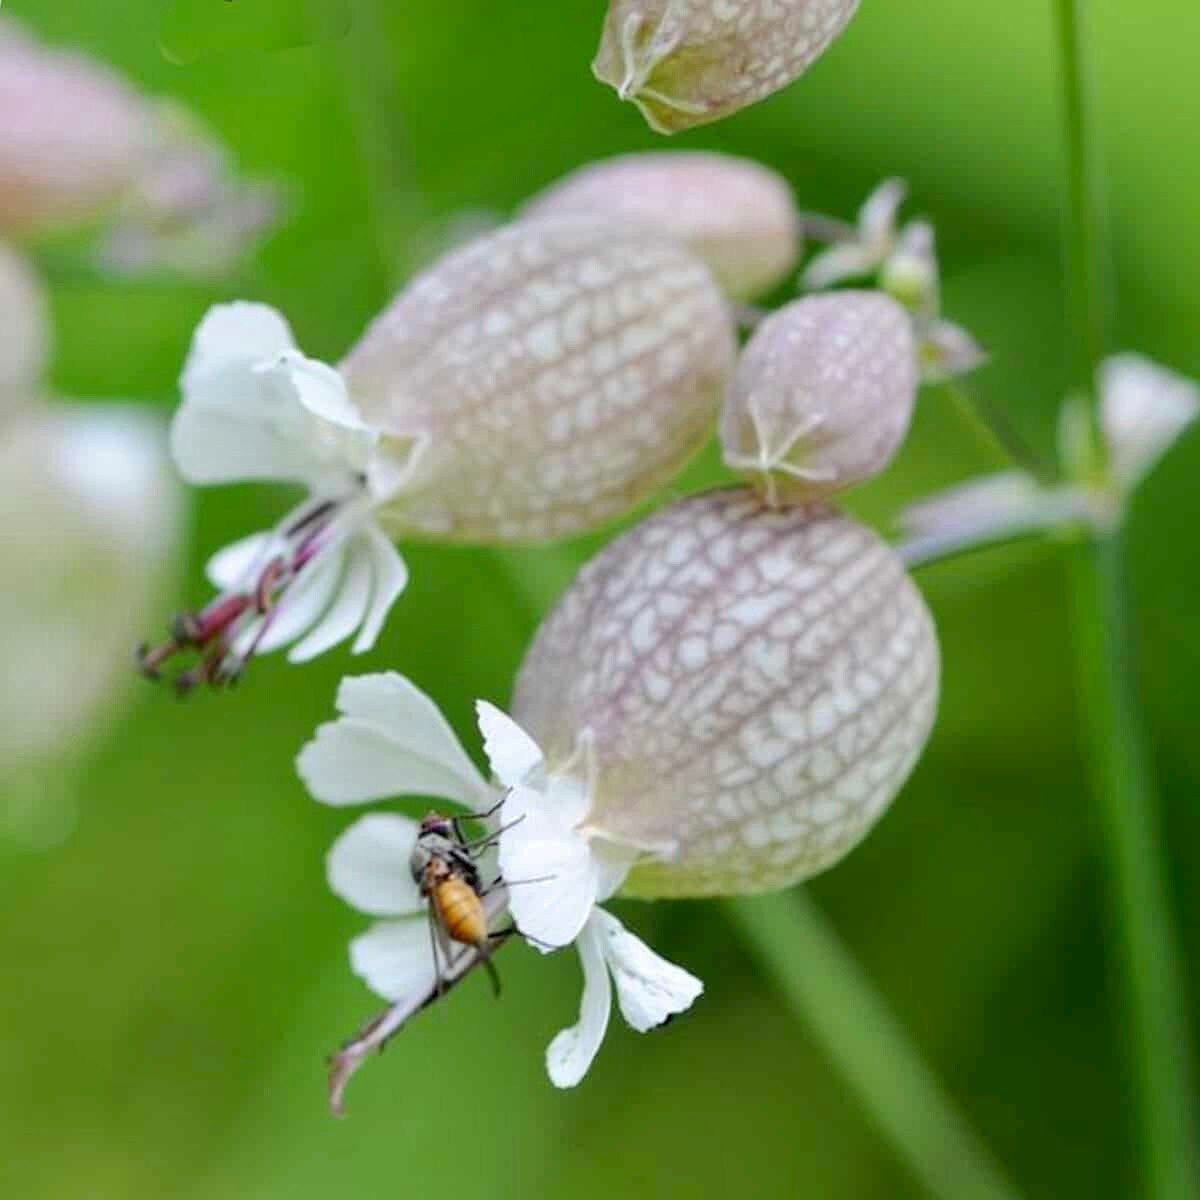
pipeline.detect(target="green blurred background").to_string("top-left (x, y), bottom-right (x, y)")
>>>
top-left (4, 1), bottom-right (1200, 1196)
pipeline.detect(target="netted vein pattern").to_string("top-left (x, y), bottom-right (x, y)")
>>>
top-left (343, 217), bottom-right (736, 543)
top-left (513, 490), bottom-right (939, 896)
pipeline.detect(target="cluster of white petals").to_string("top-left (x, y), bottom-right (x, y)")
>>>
top-left (298, 673), bottom-right (702, 1088)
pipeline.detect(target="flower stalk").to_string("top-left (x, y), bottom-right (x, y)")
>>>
top-left (1055, 3), bottom-right (1200, 1195)
top-left (727, 892), bottom-right (1022, 1200)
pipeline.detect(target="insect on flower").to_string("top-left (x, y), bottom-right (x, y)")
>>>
top-left (410, 809), bottom-right (508, 997)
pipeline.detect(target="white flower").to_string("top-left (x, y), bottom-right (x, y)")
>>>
top-left (802, 178), bottom-right (907, 290)
top-left (1, 405), bottom-right (182, 775)
top-left (1099, 353), bottom-right (1199, 492)
top-left (297, 672), bottom-right (702, 1089)
top-left (141, 302), bottom-right (415, 689)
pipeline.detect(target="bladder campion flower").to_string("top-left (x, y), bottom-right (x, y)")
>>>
top-left (593, 0), bottom-right (861, 134)
top-left (141, 217), bottom-right (736, 690)
top-left (522, 152), bottom-right (800, 300)
top-left (720, 291), bottom-right (918, 503)
top-left (299, 674), bottom-right (702, 1090)
top-left (308, 488), bottom-right (938, 1105)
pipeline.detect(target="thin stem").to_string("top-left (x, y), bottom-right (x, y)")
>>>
top-left (942, 378), bottom-right (1056, 484)
top-left (727, 892), bottom-right (1022, 1200)
top-left (331, 0), bottom-right (427, 300)
top-left (1054, 4), bottom-right (1199, 1194)
top-left (1053, 0), bottom-right (1111, 389)
top-left (1068, 534), bottom-right (1200, 1197)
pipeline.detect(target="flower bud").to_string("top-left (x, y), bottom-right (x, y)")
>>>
top-left (510, 487), bottom-right (940, 897)
top-left (0, 406), bottom-right (182, 771)
top-left (521, 153), bottom-right (799, 300)
top-left (0, 243), bottom-right (49, 408)
top-left (720, 292), bottom-right (917, 502)
top-left (0, 19), bottom-right (278, 274)
top-left (342, 216), bottom-right (738, 542)
top-left (594, 0), bottom-right (861, 133)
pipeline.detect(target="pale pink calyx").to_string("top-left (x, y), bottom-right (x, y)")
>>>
top-left (721, 292), bottom-right (917, 502)
top-left (340, 216), bottom-right (736, 543)
top-left (511, 488), bottom-right (941, 897)
top-left (522, 152), bottom-right (800, 300)
top-left (593, 1), bottom-right (862, 134)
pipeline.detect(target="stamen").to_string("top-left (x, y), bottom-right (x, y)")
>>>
top-left (136, 494), bottom-right (349, 692)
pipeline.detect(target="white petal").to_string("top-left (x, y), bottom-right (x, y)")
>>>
top-left (545, 915), bottom-right (612, 1088)
top-left (205, 530), bottom-right (276, 591)
top-left (593, 907), bottom-right (703, 1033)
top-left (801, 242), bottom-right (882, 290)
top-left (591, 837), bottom-right (639, 903)
top-left (253, 545), bottom-right (344, 653)
top-left (1100, 353), bottom-right (1200, 488)
top-left (859, 177), bottom-right (907, 247)
top-left (327, 813), bottom-right (424, 916)
top-left (255, 351), bottom-right (377, 477)
top-left (351, 525), bottom-right (409, 655)
top-left (475, 701), bottom-right (544, 788)
top-left (498, 780), bottom-right (596, 952)
top-left (919, 318), bottom-right (987, 384)
top-left (172, 303), bottom-right (338, 486)
top-left (288, 543), bottom-right (372, 663)
top-left (183, 302), bottom-right (297, 377)
top-left (296, 672), bottom-right (489, 808)
top-left (349, 917), bottom-right (438, 1002)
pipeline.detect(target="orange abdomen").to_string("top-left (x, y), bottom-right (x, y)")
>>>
top-left (432, 878), bottom-right (488, 948)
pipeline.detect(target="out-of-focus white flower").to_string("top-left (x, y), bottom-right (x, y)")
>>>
top-left (720, 291), bottom-right (917, 501)
top-left (802, 178), bottom-right (907, 290)
top-left (0, 241), bottom-right (49, 414)
top-left (522, 152), bottom-right (800, 300)
top-left (0, 18), bottom-right (279, 276)
top-left (0, 406), bottom-right (181, 773)
top-left (593, 0), bottom-right (861, 134)
top-left (896, 471), bottom-right (1093, 567)
top-left (298, 673), bottom-right (701, 1089)
top-left (146, 218), bottom-right (735, 689)
top-left (1098, 354), bottom-right (1199, 492)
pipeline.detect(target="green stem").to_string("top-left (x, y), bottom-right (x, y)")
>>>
top-left (1068, 534), bottom-right (1200, 1197)
top-left (726, 892), bottom-right (1023, 1200)
top-left (1053, 0), bottom-right (1110, 389)
top-left (942, 378), bottom-right (1056, 484)
top-left (332, 0), bottom-right (427, 300)
top-left (1054, 4), bottom-right (1199, 1195)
